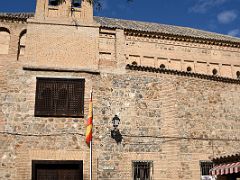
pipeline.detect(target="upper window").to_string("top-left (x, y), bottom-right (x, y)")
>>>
top-left (49, 0), bottom-right (60, 6)
top-left (72, 0), bottom-right (81, 7)
top-left (35, 78), bottom-right (85, 117)
top-left (133, 161), bottom-right (152, 180)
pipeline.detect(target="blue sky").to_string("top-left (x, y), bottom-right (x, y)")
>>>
top-left (0, 0), bottom-right (239, 37)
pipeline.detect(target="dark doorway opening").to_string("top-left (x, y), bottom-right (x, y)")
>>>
top-left (32, 160), bottom-right (83, 180)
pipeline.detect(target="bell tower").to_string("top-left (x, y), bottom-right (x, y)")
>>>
top-left (35, 0), bottom-right (93, 24)
top-left (25, 0), bottom-right (99, 70)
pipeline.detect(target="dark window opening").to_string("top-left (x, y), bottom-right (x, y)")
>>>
top-left (212, 68), bottom-right (218, 76)
top-left (160, 64), bottom-right (166, 69)
top-left (236, 71), bottom-right (240, 79)
top-left (132, 61), bottom-right (138, 66)
top-left (35, 78), bottom-right (85, 117)
top-left (72, 0), bottom-right (81, 7)
top-left (49, 0), bottom-right (60, 6)
top-left (187, 66), bottom-right (192, 72)
top-left (32, 160), bottom-right (83, 180)
top-left (133, 161), bottom-right (152, 180)
top-left (200, 161), bottom-right (213, 176)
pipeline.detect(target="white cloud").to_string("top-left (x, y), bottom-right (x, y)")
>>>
top-left (217, 10), bottom-right (238, 24)
top-left (228, 29), bottom-right (240, 37)
top-left (190, 0), bottom-right (228, 13)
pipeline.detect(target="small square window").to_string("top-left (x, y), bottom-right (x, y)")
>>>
top-left (200, 161), bottom-right (213, 176)
top-left (133, 161), bottom-right (152, 180)
top-left (35, 78), bottom-right (85, 117)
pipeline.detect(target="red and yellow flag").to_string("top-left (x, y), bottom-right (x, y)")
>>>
top-left (85, 91), bottom-right (93, 145)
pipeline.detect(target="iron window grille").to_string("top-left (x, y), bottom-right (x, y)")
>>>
top-left (133, 161), bottom-right (153, 180)
top-left (200, 161), bottom-right (213, 176)
top-left (35, 78), bottom-right (85, 117)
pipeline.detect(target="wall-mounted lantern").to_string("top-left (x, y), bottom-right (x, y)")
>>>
top-left (111, 115), bottom-right (122, 144)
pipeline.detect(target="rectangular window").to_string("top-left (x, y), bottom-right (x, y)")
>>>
top-left (133, 161), bottom-right (152, 180)
top-left (49, 0), bottom-right (60, 6)
top-left (35, 78), bottom-right (85, 117)
top-left (200, 161), bottom-right (213, 179)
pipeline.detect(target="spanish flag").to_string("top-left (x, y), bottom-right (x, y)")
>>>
top-left (85, 91), bottom-right (93, 145)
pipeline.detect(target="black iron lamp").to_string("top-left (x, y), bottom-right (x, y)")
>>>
top-left (111, 115), bottom-right (122, 144)
top-left (112, 115), bottom-right (120, 128)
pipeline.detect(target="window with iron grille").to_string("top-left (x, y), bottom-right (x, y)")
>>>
top-left (35, 78), bottom-right (85, 117)
top-left (133, 161), bottom-right (152, 180)
top-left (200, 161), bottom-right (213, 176)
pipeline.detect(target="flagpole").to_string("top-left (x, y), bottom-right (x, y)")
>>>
top-left (90, 90), bottom-right (93, 180)
top-left (90, 140), bottom-right (92, 180)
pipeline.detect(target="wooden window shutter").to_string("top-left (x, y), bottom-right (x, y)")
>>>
top-left (35, 78), bottom-right (85, 117)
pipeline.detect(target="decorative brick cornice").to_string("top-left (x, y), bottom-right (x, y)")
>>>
top-left (0, 13), bottom-right (34, 23)
top-left (126, 64), bottom-right (240, 84)
top-left (125, 30), bottom-right (240, 48)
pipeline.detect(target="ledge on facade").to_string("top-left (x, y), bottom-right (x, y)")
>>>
top-left (23, 65), bottom-right (100, 75)
top-left (126, 64), bottom-right (240, 84)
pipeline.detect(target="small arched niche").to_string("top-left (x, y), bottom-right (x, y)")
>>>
top-left (160, 64), bottom-right (166, 69)
top-left (212, 68), bottom-right (218, 76)
top-left (186, 66), bottom-right (192, 72)
top-left (18, 30), bottom-right (27, 57)
top-left (236, 71), bottom-right (240, 79)
top-left (0, 27), bottom-right (10, 55)
top-left (132, 61), bottom-right (138, 66)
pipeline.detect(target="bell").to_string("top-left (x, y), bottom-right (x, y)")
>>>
top-left (72, 0), bottom-right (81, 7)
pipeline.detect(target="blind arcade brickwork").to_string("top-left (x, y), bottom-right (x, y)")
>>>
top-left (0, 0), bottom-right (240, 180)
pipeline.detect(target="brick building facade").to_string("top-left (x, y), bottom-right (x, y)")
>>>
top-left (0, 0), bottom-right (240, 179)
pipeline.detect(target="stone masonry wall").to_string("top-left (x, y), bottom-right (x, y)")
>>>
top-left (0, 57), bottom-right (240, 179)
top-left (0, 56), bottom-right (98, 179)
top-left (93, 70), bottom-right (240, 180)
